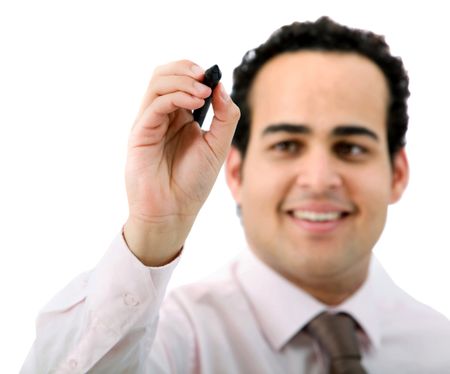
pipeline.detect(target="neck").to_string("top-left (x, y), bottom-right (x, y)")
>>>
top-left (250, 247), bottom-right (372, 306)
top-left (299, 275), bottom-right (367, 306)
top-left (295, 257), bottom-right (371, 306)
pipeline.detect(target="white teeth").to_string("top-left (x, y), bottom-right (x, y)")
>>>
top-left (292, 211), bottom-right (342, 222)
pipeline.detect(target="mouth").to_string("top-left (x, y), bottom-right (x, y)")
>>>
top-left (289, 210), bottom-right (350, 222)
top-left (287, 209), bottom-right (352, 234)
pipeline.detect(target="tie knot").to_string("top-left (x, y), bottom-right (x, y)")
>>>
top-left (306, 312), bottom-right (367, 374)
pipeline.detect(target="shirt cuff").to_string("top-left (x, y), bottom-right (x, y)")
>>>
top-left (84, 229), bottom-right (180, 334)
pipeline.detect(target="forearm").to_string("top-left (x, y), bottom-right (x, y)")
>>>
top-left (21, 231), bottom-right (179, 373)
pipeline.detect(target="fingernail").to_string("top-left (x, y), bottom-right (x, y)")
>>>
top-left (191, 64), bottom-right (204, 76)
top-left (219, 83), bottom-right (230, 102)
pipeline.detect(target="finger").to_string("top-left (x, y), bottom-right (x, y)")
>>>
top-left (152, 91), bottom-right (205, 116)
top-left (204, 83), bottom-right (241, 161)
top-left (150, 75), bottom-right (212, 101)
top-left (138, 61), bottom-right (206, 117)
top-left (153, 59), bottom-right (205, 79)
top-left (133, 91), bottom-right (204, 133)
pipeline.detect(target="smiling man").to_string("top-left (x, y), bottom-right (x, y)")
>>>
top-left (227, 50), bottom-right (408, 307)
top-left (22, 17), bottom-right (450, 373)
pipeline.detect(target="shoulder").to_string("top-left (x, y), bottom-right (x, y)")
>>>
top-left (376, 270), bottom-right (450, 348)
top-left (163, 257), bottom-right (245, 316)
top-left (393, 286), bottom-right (450, 334)
top-left (157, 256), bottom-right (254, 345)
top-left (378, 293), bottom-right (450, 370)
top-left (164, 258), bottom-right (245, 314)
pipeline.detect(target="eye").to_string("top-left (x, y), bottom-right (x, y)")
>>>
top-left (334, 142), bottom-right (368, 159)
top-left (271, 140), bottom-right (302, 154)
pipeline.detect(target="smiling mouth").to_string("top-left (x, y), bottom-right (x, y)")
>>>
top-left (287, 209), bottom-right (351, 234)
top-left (290, 210), bottom-right (350, 222)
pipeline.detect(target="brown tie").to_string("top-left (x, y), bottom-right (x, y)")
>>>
top-left (305, 312), bottom-right (367, 374)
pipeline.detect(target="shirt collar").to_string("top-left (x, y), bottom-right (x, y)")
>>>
top-left (236, 249), bottom-right (392, 351)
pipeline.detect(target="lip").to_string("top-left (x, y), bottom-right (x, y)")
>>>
top-left (285, 202), bottom-right (354, 235)
top-left (285, 202), bottom-right (353, 213)
top-left (288, 211), bottom-right (351, 234)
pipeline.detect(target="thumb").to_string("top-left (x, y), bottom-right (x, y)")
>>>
top-left (204, 83), bottom-right (241, 161)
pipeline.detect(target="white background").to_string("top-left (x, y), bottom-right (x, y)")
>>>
top-left (1, 0), bottom-right (449, 371)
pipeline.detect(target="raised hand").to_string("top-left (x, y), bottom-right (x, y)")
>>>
top-left (123, 60), bottom-right (240, 266)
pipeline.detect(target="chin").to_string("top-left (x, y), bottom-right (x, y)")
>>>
top-left (287, 249), bottom-right (354, 275)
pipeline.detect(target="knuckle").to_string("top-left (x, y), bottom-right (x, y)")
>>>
top-left (147, 77), bottom-right (157, 92)
top-left (174, 91), bottom-right (185, 101)
top-left (177, 59), bottom-right (194, 66)
top-left (230, 103), bottom-right (241, 121)
top-left (152, 64), bottom-right (164, 76)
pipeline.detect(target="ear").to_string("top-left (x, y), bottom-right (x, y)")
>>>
top-left (225, 146), bottom-right (244, 204)
top-left (389, 148), bottom-right (409, 204)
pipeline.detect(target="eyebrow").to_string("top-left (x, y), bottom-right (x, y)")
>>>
top-left (262, 123), bottom-right (311, 136)
top-left (261, 123), bottom-right (379, 142)
top-left (332, 126), bottom-right (379, 141)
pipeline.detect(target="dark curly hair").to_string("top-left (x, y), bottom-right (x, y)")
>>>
top-left (230, 16), bottom-right (410, 161)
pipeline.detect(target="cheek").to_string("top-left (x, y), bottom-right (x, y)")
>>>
top-left (240, 160), bottom-right (292, 218)
top-left (349, 167), bottom-right (392, 216)
top-left (239, 163), bottom-right (291, 251)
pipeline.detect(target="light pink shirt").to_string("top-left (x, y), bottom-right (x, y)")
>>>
top-left (21, 231), bottom-right (450, 373)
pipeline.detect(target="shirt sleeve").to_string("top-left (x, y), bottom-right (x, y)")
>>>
top-left (20, 230), bottom-right (183, 373)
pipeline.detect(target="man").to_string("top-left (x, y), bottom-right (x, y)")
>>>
top-left (22, 17), bottom-right (450, 373)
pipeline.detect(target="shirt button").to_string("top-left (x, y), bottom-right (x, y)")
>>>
top-left (68, 359), bottom-right (78, 369)
top-left (123, 293), bottom-right (139, 306)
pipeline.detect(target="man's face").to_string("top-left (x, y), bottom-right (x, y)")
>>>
top-left (226, 51), bottom-right (408, 293)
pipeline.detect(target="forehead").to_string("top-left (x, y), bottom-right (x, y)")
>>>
top-left (248, 51), bottom-right (389, 136)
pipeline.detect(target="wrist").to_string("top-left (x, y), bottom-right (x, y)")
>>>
top-left (123, 217), bottom-right (184, 267)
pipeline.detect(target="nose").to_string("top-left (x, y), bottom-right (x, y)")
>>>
top-left (295, 148), bottom-right (343, 192)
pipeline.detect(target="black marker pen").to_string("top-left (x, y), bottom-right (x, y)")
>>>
top-left (193, 64), bottom-right (222, 127)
